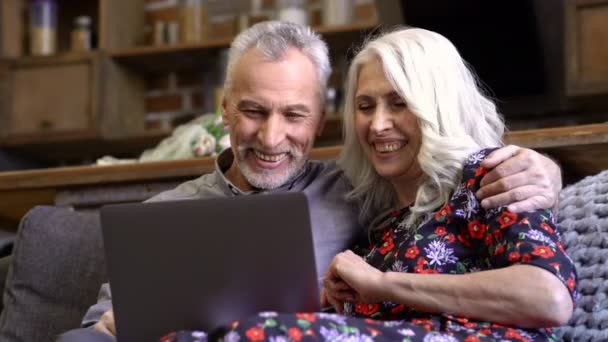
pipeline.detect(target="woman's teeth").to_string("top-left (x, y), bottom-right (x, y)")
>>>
top-left (254, 151), bottom-right (287, 162)
top-left (374, 142), bottom-right (404, 152)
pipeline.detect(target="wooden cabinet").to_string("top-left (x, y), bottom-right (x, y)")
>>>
top-left (2, 54), bottom-right (97, 139)
top-left (565, 0), bottom-right (608, 95)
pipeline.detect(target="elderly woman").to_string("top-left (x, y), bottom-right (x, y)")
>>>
top-left (164, 27), bottom-right (576, 342)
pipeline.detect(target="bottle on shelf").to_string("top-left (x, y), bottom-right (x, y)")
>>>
top-left (70, 16), bottom-right (92, 52)
top-left (322, 0), bottom-right (354, 27)
top-left (29, 0), bottom-right (57, 56)
top-left (276, 0), bottom-right (308, 26)
top-left (179, 0), bottom-right (209, 44)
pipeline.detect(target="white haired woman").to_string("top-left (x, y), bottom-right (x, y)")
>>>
top-left (163, 27), bottom-right (576, 342)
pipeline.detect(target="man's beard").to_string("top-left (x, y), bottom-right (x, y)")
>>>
top-left (235, 144), bottom-right (306, 190)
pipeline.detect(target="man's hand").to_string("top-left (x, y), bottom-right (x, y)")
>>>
top-left (93, 309), bottom-right (116, 337)
top-left (476, 145), bottom-right (562, 212)
top-left (323, 251), bottom-right (385, 309)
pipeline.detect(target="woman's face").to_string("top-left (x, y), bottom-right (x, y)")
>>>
top-left (354, 57), bottom-right (422, 183)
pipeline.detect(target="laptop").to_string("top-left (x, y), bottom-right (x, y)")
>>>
top-left (100, 192), bottom-right (320, 342)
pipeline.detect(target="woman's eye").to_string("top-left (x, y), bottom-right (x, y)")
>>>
top-left (357, 104), bottom-right (374, 112)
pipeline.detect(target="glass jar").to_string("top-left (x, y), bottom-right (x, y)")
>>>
top-left (70, 16), bottom-right (92, 52)
top-left (29, 0), bottom-right (57, 56)
top-left (277, 0), bottom-right (308, 26)
top-left (179, 0), bottom-right (209, 44)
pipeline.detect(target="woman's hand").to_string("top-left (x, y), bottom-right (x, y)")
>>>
top-left (323, 250), bottom-right (386, 309)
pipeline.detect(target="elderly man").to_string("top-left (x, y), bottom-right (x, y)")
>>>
top-left (57, 21), bottom-right (562, 341)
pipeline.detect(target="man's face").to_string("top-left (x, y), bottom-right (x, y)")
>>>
top-left (222, 48), bottom-right (324, 190)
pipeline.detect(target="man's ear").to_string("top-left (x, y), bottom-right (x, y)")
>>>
top-left (316, 110), bottom-right (327, 137)
top-left (221, 97), bottom-right (229, 128)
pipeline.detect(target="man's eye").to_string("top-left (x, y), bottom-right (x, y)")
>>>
top-left (243, 109), bottom-right (263, 116)
top-left (286, 112), bottom-right (305, 119)
top-left (393, 101), bottom-right (407, 108)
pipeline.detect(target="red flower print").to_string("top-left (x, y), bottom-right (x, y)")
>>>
top-left (391, 304), bottom-right (405, 314)
top-left (245, 327), bottom-right (265, 342)
top-left (498, 211), bottom-right (518, 229)
top-left (567, 276), bottom-right (576, 291)
top-left (382, 228), bottom-right (394, 240)
top-left (414, 265), bottom-right (424, 273)
top-left (532, 246), bottom-right (555, 259)
top-left (366, 327), bottom-right (380, 337)
top-left (468, 220), bottom-right (487, 239)
top-left (405, 246), bottom-right (420, 259)
top-left (159, 332), bottom-right (176, 342)
top-left (540, 223), bottom-right (554, 234)
top-left (434, 204), bottom-right (452, 219)
top-left (508, 252), bottom-right (521, 262)
top-left (417, 257), bottom-right (427, 266)
top-left (458, 233), bottom-right (472, 247)
top-left (288, 327), bottom-right (303, 342)
top-left (522, 253), bottom-right (532, 263)
top-left (484, 234), bottom-right (493, 246)
top-left (295, 313), bottom-right (316, 322)
top-left (446, 234), bottom-right (456, 243)
top-left (493, 244), bottom-right (505, 256)
top-left (456, 317), bottom-right (469, 324)
top-left (465, 336), bottom-right (481, 342)
top-left (467, 179), bottom-right (475, 187)
top-left (479, 328), bottom-right (492, 336)
top-left (412, 318), bottom-right (430, 325)
top-left (435, 226), bottom-right (447, 236)
top-left (493, 230), bottom-right (503, 241)
top-left (475, 166), bottom-right (488, 177)
top-left (355, 303), bottom-right (379, 315)
top-left (519, 217), bottom-right (530, 225)
top-left (549, 262), bottom-right (561, 271)
top-left (505, 328), bottom-right (523, 340)
top-left (379, 237), bottom-right (394, 255)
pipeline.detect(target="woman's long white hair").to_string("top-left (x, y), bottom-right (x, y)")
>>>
top-left (338, 27), bottom-right (505, 229)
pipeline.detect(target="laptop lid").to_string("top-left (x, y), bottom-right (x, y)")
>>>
top-left (101, 192), bottom-right (320, 342)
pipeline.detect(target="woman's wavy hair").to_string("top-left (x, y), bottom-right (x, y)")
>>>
top-left (338, 27), bottom-right (505, 229)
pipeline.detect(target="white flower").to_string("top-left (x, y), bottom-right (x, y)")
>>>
top-left (192, 131), bottom-right (217, 156)
top-left (218, 134), bottom-right (231, 151)
top-left (398, 328), bottom-right (416, 336)
top-left (258, 311), bottom-right (278, 318)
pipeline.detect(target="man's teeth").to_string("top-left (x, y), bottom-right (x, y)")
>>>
top-left (375, 142), bottom-right (404, 152)
top-left (254, 151), bottom-right (287, 162)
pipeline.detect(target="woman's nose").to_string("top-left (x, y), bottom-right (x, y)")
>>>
top-left (370, 107), bottom-right (393, 133)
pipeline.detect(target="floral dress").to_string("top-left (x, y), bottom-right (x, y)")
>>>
top-left (161, 149), bottom-right (578, 342)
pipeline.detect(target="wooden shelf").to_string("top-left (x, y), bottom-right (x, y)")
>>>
top-left (109, 21), bottom-right (379, 73)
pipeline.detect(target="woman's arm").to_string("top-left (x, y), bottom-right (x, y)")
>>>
top-left (324, 251), bottom-right (573, 328)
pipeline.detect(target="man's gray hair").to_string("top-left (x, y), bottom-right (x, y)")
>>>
top-left (224, 21), bottom-right (331, 103)
top-left (338, 27), bottom-right (505, 229)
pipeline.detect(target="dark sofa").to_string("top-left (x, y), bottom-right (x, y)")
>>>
top-left (0, 170), bottom-right (606, 341)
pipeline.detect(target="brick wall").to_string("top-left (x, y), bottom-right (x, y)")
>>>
top-left (143, 0), bottom-right (217, 131)
top-left (141, 0), bottom-right (377, 132)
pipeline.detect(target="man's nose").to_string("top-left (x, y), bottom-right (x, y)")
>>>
top-left (370, 107), bottom-right (393, 133)
top-left (258, 113), bottom-right (286, 148)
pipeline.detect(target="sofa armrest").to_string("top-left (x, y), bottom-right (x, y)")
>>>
top-left (0, 206), bottom-right (107, 342)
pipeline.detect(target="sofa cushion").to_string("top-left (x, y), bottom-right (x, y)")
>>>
top-left (0, 206), bottom-right (107, 342)
top-left (555, 169), bottom-right (608, 342)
